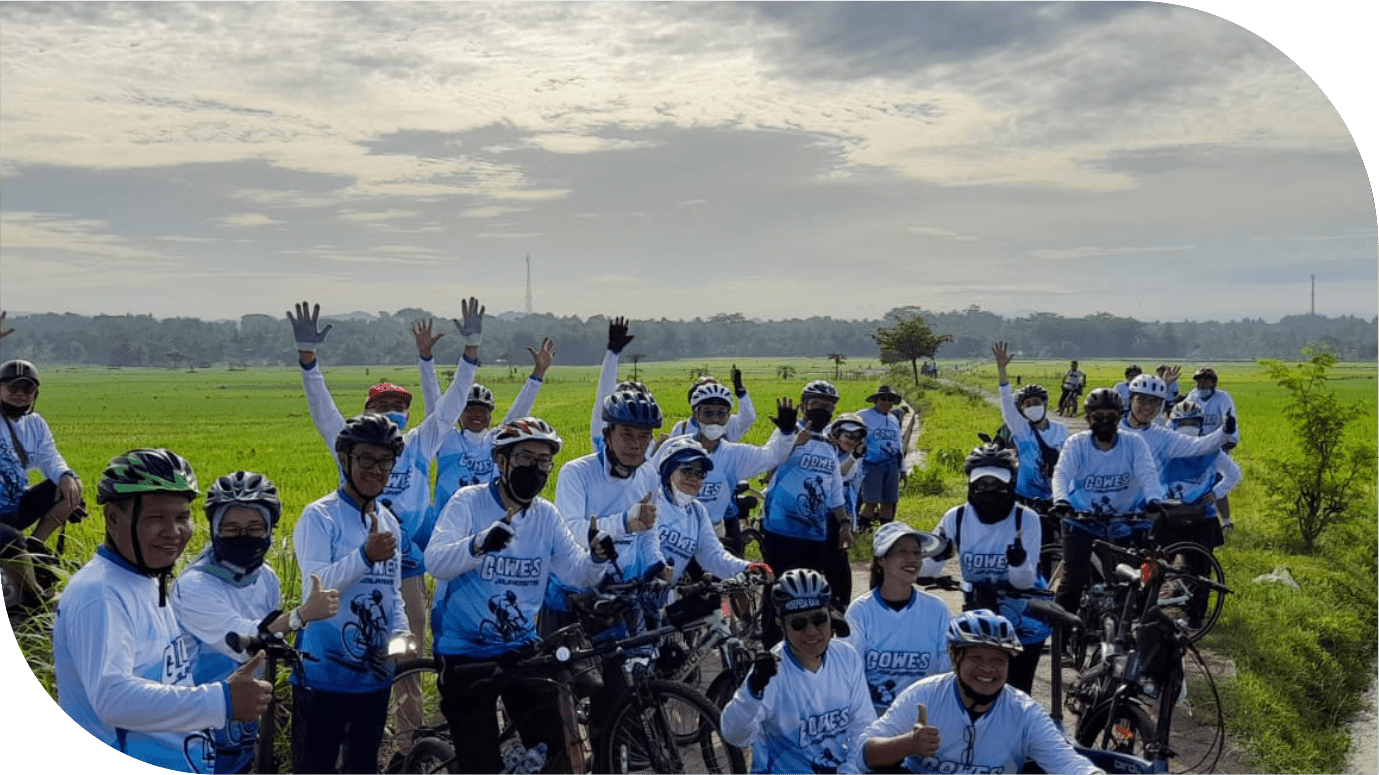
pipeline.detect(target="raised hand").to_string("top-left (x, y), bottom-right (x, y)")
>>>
top-left (770, 398), bottom-right (798, 435)
top-left (992, 341), bottom-right (1013, 369)
top-left (627, 491), bottom-right (657, 532)
top-left (227, 651), bottom-right (273, 721)
top-left (298, 573), bottom-right (340, 623)
top-left (1005, 534), bottom-right (1027, 567)
top-left (411, 318), bottom-right (444, 359)
top-left (0, 310), bottom-right (13, 340)
top-left (288, 301), bottom-right (333, 353)
top-left (607, 316), bottom-right (634, 354)
top-left (452, 297), bottom-right (485, 347)
top-left (527, 337), bottom-right (556, 378)
top-left (363, 510), bottom-right (397, 564)
top-left (747, 653), bottom-right (778, 698)
top-left (731, 364), bottom-right (746, 397)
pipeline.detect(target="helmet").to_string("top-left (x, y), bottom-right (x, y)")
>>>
top-left (800, 380), bottom-right (839, 404)
top-left (0, 359), bottom-right (40, 386)
top-left (615, 380), bottom-right (651, 394)
top-left (828, 411), bottom-right (867, 439)
top-left (689, 381), bottom-right (733, 409)
top-left (205, 471), bottom-right (282, 527)
top-left (685, 375), bottom-right (722, 402)
top-left (771, 568), bottom-right (831, 614)
top-left (97, 448), bottom-right (199, 505)
top-left (1124, 364), bottom-right (1143, 379)
top-left (492, 416), bottom-right (564, 455)
top-left (602, 389), bottom-right (663, 429)
top-left (1013, 384), bottom-right (1048, 406)
top-left (366, 382), bottom-right (413, 407)
top-left (1128, 374), bottom-right (1168, 401)
top-left (1193, 367), bottom-right (1218, 383)
top-left (334, 412), bottom-right (406, 457)
top-left (964, 443), bottom-right (1018, 479)
top-left (1083, 388), bottom-right (1123, 415)
top-left (657, 436), bottom-right (714, 484)
top-left (466, 384), bottom-right (496, 409)
top-left (1170, 399), bottom-right (1204, 425)
top-left (948, 609), bottom-right (1023, 654)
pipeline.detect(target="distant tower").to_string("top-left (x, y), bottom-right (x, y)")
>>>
top-left (1311, 273), bottom-right (1316, 315)
top-left (525, 254), bottom-right (533, 315)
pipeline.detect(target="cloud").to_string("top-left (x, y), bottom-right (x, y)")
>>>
top-left (337, 208), bottom-right (421, 223)
top-left (1029, 245), bottom-right (1195, 260)
top-left (460, 205), bottom-right (533, 219)
top-left (219, 213), bottom-right (284, 228)
top-left (907, 225), bottom-right (978, 242)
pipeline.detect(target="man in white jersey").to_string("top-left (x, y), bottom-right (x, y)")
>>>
top-left (856, 610), bottom-right (1102, 774)
top-left (1057, 360), bottom-right (1085, 417)
top-left (53, 449), bottom-right (272, 773)
top-left (991, 342), bottom-right (1068, 511)
top-left (666, 366), bottom-right (759, 441)
top-left (857, 385), bottom-right (904, 532)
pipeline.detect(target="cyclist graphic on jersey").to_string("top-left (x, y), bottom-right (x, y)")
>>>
top-left (182, 730), bottom-right (216, 773)
top-left (481, 589), bottom-right (530, 642)
top-left (794, 475), bottom-right (827, 522)
top-left (1089, 494), bottom-right (1116, 517)
top-left (871, 678), bottom-right (899, 708)
top-left (342, 588), bottom-right (389, 667)
top-left (811, 745), bottom-right (845, 774)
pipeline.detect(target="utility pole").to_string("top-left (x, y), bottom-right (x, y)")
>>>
top-left (525, 254), bottom-right (533, 315)
top-left (1311, 273), bottom-right (1315, 315)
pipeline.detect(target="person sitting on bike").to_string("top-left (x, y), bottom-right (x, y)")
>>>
top-left (1112, 364), bottom-right (1143, 414)
top-left (722, 569), bottom-right (876, 774)
top-left (1057, 359), bottom-right (1085, 417)
top-left (425, 416), bottom-right (615, 774)
top-left (665, 366), bottom-right (759, 442)
top-left (1166, 399), bottom-right (1242, 540)
top-left (760, 380), bottom-right (853, 641)
top-left (855, 610), bottom-right (1103, 774)
top-left (657, 380), bottom-right (799, 557)
top-left (826, 411), bottom-right (869, 532)
top-left (1050, 389), bottom-right (1167, 622)
top-left (1184, 366), bottom-right (1241, 525)
top-left (290, 414), bottom-right (418, 774)
top-left (172, 471), bottom-right (340, 774)
top-left (843, 522), bottom-right (951, 714)
top-left (991, 342), bottom-right (1068, 511)
top-left (857, 385), bottom-right (905, 532)
top-left (53, 449), bottom-right (273, 773)
top-left (918, 443), bottom-right (1049, 693)
top-left (1, 358), bottom-right (85, 613)
top-left (544, 388), bottom-right (666, 633)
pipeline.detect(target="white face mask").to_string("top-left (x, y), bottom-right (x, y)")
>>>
top-left (1021, 404), bottom-right (1046, 423)
top-left (1175, 423), bottom-right (1202, 437)
top-left (462, 428), bottom-right (487, 443)
top-left (671, 489), bottom-right (696, 507)
top-left (1197, 387), bottom-right (1215, 399)
top-left (698, 422), bottom-right (727, 441)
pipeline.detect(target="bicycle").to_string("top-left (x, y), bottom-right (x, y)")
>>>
top-left (1057, 387), bottom-right (1083, 417)
top-left (656, 573), bottom-right (767, 709)
top-left (224, 610), bottom-right (317, 774)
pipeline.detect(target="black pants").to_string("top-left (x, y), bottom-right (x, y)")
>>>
top-left (438, 655), bottom-right (570, 774)
top-left (290, 685), bottom-right (390, 774)
top-left (1006, 639), bottom-right (1044, 694)
top-left (0, 480), bottom-right (59, 550)
top-left (1053, 525), bottom-right (1094, 616)
top-left (760, 524), bottom-right (849, 647)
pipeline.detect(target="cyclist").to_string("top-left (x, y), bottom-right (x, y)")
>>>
top-left (665, 365), bottom-right (759, 442)
top-left (760, 380), bottom-right (852, 641)
top-left (1, 358), bottom-right (84, 611)
top-left (414, 315), bottom-right (556, 510)
top-left (1056, 359), bottom-right (1085, 417)
top-left (1184, 366), bottom-right (1241, 525)
top-left (1166, 400), bottom-right (1243, 540)
top-left (1112, 364), bottom-right (1143, 414)
top-left (53, 449), bottom-right (272, 773)
top-left (991, 342), bottom-right (1068, 509)
top-left (857, 385), bottom-right (905, 531)
top-left (855, 610), bottom-right (1102, 774)
top-left (290, 414), bottom-right (418, 774)
top-left (919, 444), bottom-right (1048, 693)
top-left (425, 417), bottom-right (614, 774)
top-left (544, 388), bottom-right (665, 632)
top-left (722, 569), bottom-right (876, 774)
top-left (843, 522), bottom-right (950, 714)
top-left (172, 471), bottom-right (340, 774)
top-left (826, 412), bottom-right (869, 532)
top-left (1050, 388), bottom-right (1166, 619)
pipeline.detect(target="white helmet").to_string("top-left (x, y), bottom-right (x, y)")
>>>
top-left (689, 381), bottom-right (733, 409)
top-left (1128, 374), bottom-right (1168, 401)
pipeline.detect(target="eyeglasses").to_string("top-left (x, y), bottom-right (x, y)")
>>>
top-left (1088, 411), bottom-right (1120, 424)
top-left (695, 408), bottom-right (730, 421)
top-left (837, 431), bottom-right (864, 442)
top-left (786, 612), bottom-right (830, 632)
top-left (511, 450), bottom-right (555, 471)
top-left (220, 524), bottom-right (269, 538)
top-left (675, 465), bottom-right (709, 480)
top-left (1, 380), bottom-right (36, 395)
top-left (351, 453), bottom-right (397, 471)
top-left (970, 479), bottom-right (1009, 494)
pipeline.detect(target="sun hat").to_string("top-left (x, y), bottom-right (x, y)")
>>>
top-left (873, 521), bottom-right (943, 558)
top-left (867, 385), bottom-right (902, 402)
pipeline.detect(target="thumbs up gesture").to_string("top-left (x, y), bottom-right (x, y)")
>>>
top-left (627, 491), bottom-right (657, 533)
top-left (363, 510), bottom-right (397, 564)
top-left (588, 516), bottom-right (617, 564)
top-left (227, 651), bottom-right (273, 721)
top-left (1005, 532), bottom-right (1027, 567)
top-left (298, 573), bottom-right (340, 623)
top-left (909, 703), bottom-right (940, 757)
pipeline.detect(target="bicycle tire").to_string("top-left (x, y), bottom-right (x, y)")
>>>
top-left (1157, 541), bottom-right (1227, 643)
top-left (379, 657), bottom-right (447, 772)
top-left (401, 735), bottom-right (459, 774)
top-left (595, 679), bottom-right (747, 774)
top-left (705, 670), bottom-right (738, 712)
top-left (1075, 697), bottom-right (1155, 761)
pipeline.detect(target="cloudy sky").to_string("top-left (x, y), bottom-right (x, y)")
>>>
top-left (1, 1), bottom-right (1376, 331)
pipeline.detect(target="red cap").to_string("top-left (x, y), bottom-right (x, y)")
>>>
top-left (367, 383), bottom-right (413, 405)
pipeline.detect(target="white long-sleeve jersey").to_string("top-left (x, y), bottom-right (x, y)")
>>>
top-left (654, 429), bottom-right (796, 525)
top-left (418, 356), bottom-right (545, 509)
top-left (842, 588), bottom-right (952, 714)
top-left (721, 640), bottom-right (877, 774)
top-left (652, 490), bottom-right (750, 583)
top-left (1184, 387), bottom-right (1240, 446)
top-left (299, 354), bottom-right (477, 567)
top-left (666, 390), bottom-right (758, 442)
top-left (855, 672), bottom-right (1102, 774)
top-left (1159, 431), bottom-right (1242, 520)
top-left (997, 383), bottom-right (1069, 501)
top-left (54, 547), bottom-right (228, 773)
top-left (426, 481), bottom-right (607, 658)
top-left (291, 488), bottom-right (410, 693)
top-left (0, 411), bottom-right (77, 515)
top-left (1051, 431), bottom-right (1164, 518)
top-left (1119, 419), bottom-right (1228, 481)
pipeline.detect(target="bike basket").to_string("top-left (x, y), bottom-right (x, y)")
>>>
top-left (1160, 503), bottom-right (1205, 527)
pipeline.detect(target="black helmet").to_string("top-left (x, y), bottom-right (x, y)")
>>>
top-left (602, 389), bottom-right (663, 429)
top-left (1013, 384), bottom-right (1048, 405)
top-left (97, 448), bottom-right (199, 505)
top-left (1193, 367), bottom-right (1218, 383)
top-left (964, 443), bottom-right (1019, 478)
top-left (205, 471), bottom-right (282, 527)
top-left (800, 380), bottom-right (839, 404)
top-left (1124, 364), bottom-right (1143, 379)
top-left (335, 412), bottom-right (406, 456)
top-left (1083, 387), bottom-right (1124, 415)
top-left (0, 359), bottom-right (40, 386)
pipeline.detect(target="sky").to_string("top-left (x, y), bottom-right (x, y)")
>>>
top-left (1, 1), bottom-right (1376, 328)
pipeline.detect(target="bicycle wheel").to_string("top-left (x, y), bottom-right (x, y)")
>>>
top-left (1039, 542), bottom-right (1063, 591)
top-left (595, 679), bottom-right (747, 774)
top-left (1157, 541), bottom-right (1227, 642)
top-left (401, 735), bottom-right (459, 774)
top-left (379, 657), bottom-right (447, 773)
top-left (705, 670), bottom-right (739, 712)
top-left (1075, 697), bottom-right (1155, 760)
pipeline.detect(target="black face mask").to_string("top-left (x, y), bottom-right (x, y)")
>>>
top-left (969, 488), bottom-right (1016, 524)
top-left (804, 407), bottom-right (834, 432)
top-left (504, 464), bottom-right (549, 504)
top-left (1089, 417), bottom-right (1118, 443)
top-left (212, 535), bottom-right (272, 575)
top-left (1, 401), bottom-right (30, 419)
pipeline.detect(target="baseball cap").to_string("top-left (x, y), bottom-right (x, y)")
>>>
top-left (367, 383), bottom-right (413, 405)
top-left (968, 466), bottom-right (1012, 483)
top-left (873, 522), bottom-right (943, 558)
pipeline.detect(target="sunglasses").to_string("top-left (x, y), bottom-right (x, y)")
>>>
top-left (786, 612), bottom-right (830, 632)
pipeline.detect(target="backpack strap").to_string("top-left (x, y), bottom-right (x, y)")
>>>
top-left (3, 415), bottom-right (28, 469)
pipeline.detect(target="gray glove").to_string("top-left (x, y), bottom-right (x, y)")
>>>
top-left (451, 297), bottom-right (485, 347)
top-left (288, 302), bottom-right (333, 352)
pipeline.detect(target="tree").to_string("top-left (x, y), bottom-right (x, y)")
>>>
top-left (874, 315), bottom-right (953, 386)
top-left (1260, 345), bottom-right (1377, 552)
top-left (628, 353), bottom-right (646, 380)
top-left (777, 364), bottom-right (796, 380)
top-left (827, 353), bottom-right (847, 380)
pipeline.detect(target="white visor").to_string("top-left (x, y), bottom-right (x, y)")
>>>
top-left (968, 466), bottom-right (1012, 483)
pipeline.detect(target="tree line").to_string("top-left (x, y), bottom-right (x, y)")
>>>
top-left (0, 306), bottom-right (1373, 369)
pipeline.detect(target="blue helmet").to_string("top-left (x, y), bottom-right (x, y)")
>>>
top-left (657, 436), bottom-right (714, 486)
top-left (602, 389), bottom-right (663, 430)
top-left (948, 609), bottom-right (1022, 654)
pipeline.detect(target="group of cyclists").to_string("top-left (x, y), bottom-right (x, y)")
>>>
top-left (0, 306), bottom-right (1244, 774)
